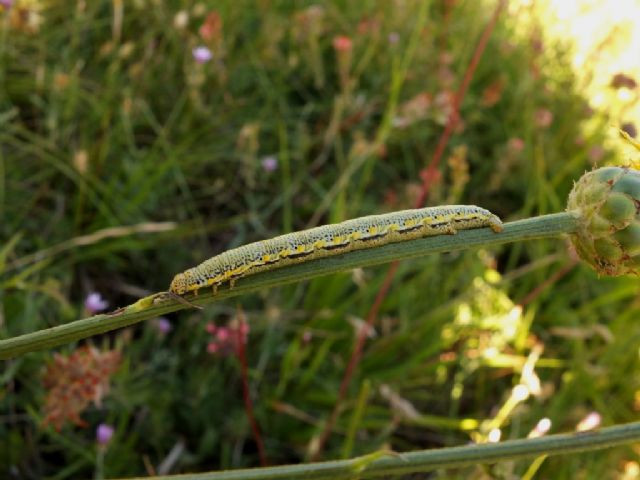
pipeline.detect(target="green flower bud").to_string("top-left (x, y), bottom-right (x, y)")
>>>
top-left (567, 166), bottom-right (640, 276)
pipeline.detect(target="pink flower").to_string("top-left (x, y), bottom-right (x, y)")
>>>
top-left (192, 46), bottom-right (213, 64)
top-left (388, 32), bottom-right (400, 44)
top-left (205, 321), bottom-right (250, 356)
top-left (508, 137), bottom-right (525, 153)
top-left (0, 0), bottom-right (13, 8)
top-left (332, 35), bottom-right (353, 52)
top-left (239, 322), bottom-right (250, 335)
top-left (205, 322), bottom-right (217, 334)
top-left (96, 423), bottom-right (114, 446)
top-left (216, 327), bottom-right (230, 342)
top-left (588, 146), bottom-right (605, 163)
top-left (261, 155), bottom-right (278, 172)
top-left (84, 292), bottom-right (108, 314)
top-left (534, 108), bottom-right (553, 128)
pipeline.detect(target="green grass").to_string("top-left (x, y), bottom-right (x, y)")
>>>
top-left (1, 0), bottom-right (639, 478)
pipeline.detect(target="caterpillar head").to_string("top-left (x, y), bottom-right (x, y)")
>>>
top-left (169, 272), bottom-right (190, 295)
top-left (488, 213), bottom-right (504, 233)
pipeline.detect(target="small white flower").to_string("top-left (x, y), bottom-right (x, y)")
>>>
top-left (528, 417), bottom-right (552, 438)
top-left (173, 10), bottom-right (189, 30)
top-left (488, 428), bottom-right (501, 443)
top-left (576, 412), bottom-right (601, 432)
top-left (512, 384), bottom-right (530, 402)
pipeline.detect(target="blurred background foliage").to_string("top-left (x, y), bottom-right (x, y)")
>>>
top-left (1, 0), bottom-right (639, 478)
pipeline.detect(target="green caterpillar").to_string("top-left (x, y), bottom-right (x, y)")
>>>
top-left (169, 205), bottom-right (503, 296)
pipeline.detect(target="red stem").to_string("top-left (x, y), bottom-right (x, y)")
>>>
top-left (311, 262), bottom-right (399, 461)
top-left (518, 260), bottom-right (577, 307)
top-left (312, 0), bottom-right (507, 460)
top-left (236, 312), bottom-right (268, 466)
top-left (416, 0), bottom-right (507, 205)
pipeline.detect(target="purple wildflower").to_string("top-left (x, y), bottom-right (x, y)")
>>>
top-left (261, 155), bottom-right (278, 172)
top-left (96, 423), bottom-right (114, 446)
top-left (84, 292), bottom-right (108, 314)
top-left (192, 46), bottom-right (213, 64)
top-left (155, 317), bottom-right (172, 334)
top-left (0, 0), bottom-right (13, 9)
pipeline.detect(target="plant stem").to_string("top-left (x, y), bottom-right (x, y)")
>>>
top-left (0, 212), bottom-right (578, 360)
top-left (119, 421), bottom-right (640, 479)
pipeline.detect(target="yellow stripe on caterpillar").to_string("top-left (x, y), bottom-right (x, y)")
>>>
top-left (169, 205), bottom-right (503, 296)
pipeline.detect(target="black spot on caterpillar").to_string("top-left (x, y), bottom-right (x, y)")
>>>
top-left (169, 205), bottom-right (503, 296)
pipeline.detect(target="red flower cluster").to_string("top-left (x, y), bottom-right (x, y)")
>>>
top-left (205, 321), bottom-right (249, 356)
top-left (199, 11), bottom-right (223, 43)
top-left (332, 35), bottom-right (353, 52)
top-left (42, 346), bottom-right (121, 431)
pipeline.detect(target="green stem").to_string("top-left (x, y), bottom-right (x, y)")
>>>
top-left (0, 213), bottom-right (578, 360)
top-left (120, 421), bottom-right (640, 479)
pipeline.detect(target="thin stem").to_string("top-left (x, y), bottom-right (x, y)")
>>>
top-left (0, 213), bottom-right (578, 360)
top-left (416, 0), bottom-right (508, 206)
top-left (311, 260), bottom-right (398, 461)
top-left (116, 421), bottom-right (640, 479)
top-left (306, 0), bottom-right (429, 228)
top-left (236, 309), bottom-right (268, 466)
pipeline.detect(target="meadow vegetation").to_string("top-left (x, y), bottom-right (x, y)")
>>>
top-left (1, 0), bottom-right (639, 478)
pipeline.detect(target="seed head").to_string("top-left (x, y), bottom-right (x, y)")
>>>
top-left (567, 165), bottom-right (640, 276)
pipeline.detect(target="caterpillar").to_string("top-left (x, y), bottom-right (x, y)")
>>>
top-left (169, 205), bottom-right (503, 297)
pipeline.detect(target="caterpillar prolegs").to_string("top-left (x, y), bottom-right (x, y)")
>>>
top-left (169, 205), bottom-right (503, 297)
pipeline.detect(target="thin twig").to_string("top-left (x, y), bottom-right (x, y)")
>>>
top-left (118, 421), bottom-right (640, 480)
top-left (6, 222), bottom-right (177, 271)
top-left (0, 213), bottom-right (579, 360)
top-left (311, 262), bottom-right (398, 461)
top-left (518, 260), bottom-right (577, 307)
top-left (236, 307), bottom-right (268, 466)
top-left (416, 0), bottom-right (507, 205)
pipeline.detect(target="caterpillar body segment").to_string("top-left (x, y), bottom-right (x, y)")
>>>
top-left (169, 205), bottom-right (503, 296)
